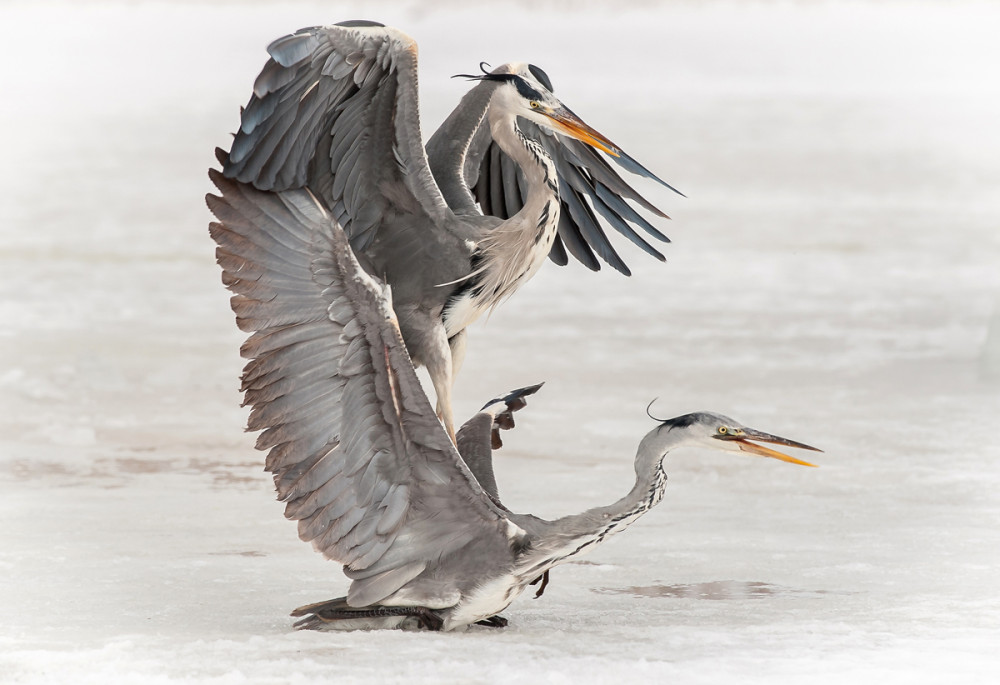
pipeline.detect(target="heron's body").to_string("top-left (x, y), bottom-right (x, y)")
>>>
top-left (206, 171), bottom-right (819, 632)
top-left (222, 21), bottom-right (679, 437)
top-left (363, 89), bottom-right (562, 346)
top-left (286, 415), bottom-right (701, 631)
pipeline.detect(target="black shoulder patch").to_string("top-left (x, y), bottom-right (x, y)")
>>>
top-left (528, 64), bottom-right (554, 93)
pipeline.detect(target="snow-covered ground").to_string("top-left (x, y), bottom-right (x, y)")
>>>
top-left (2, 1), bottom-right (999, 683)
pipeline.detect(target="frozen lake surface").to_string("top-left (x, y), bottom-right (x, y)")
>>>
top-left (2, 1), bottom-right (999, 683)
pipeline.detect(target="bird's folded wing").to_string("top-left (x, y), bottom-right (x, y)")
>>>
top-left (208, 171), bottom-right (513, 607)
top-left (223, 22), bottom-right (450, 250)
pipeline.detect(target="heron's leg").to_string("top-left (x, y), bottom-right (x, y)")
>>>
top-left (429, 331), bottom-right (470, 445)
top-left (423, 329), bottom-right (456, 443)
top-left (432, 373), bottom-right (456, 444)
top-left (397, 311), bottom-right (457, 442)
top-left (448, 329), bottom-right (467, 380)
top-left (529, 570), bottom-right (550, 598)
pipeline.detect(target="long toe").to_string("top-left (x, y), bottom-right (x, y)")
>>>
top-left (416, 608), bottom-right (445, 631)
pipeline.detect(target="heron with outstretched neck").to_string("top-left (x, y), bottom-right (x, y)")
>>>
top-left (206, 173), bottom-right (819, 632)
top-left (220, 20), bottom-right (681, 439)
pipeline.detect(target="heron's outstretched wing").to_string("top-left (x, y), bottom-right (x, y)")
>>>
top-left (427, 64), bottom-right (680, 276)
top-left (207, 170), bottom-right (516, 609)
top-left (223, 21), bottom-right (450, 251)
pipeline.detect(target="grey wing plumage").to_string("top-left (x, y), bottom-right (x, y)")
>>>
top-left (223, 22), bottom-right (450, 250)
top-left (429, 67), bottom-right (680, 276)
top-left (207, 170), bottom-right (514, 609)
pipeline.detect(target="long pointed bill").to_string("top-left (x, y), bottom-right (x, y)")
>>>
top-left (545, 106), bottom-right (621, 157)
top-left (543, 106), bottom-right (687, 197)
top-left (730, 429), bottom-right (822, 467)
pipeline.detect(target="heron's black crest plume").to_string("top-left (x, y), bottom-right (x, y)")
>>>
top-left (453, 65), bottom-right (548, 102)
top-left (454, 63), bottom-right (554, 94)
top-left (452, 62), bottom-right (495, 81)
top-left (453, 64), bottom-right (517, 84)
top-left (646, 402), bottom-right (703, 429)
top-left (663, 413), bottom-right (701, 429)
top-left (646, 399), bottom-right (666, 423)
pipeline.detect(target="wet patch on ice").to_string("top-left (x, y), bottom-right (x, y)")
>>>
top-left (594, 580), bottom-right (835, 600)
top-left (566, 560), bottom-right (619, 570)
top-left (186, 458), bottom-right (265, 488)
top-left (111, 457), bottom-right (177, 474)
top-left (5, 453), bottom-right (264, 490)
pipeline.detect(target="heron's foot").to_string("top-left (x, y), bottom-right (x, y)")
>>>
top-left (529, 570), bottom-right (551, 598)
top-left (487, 383), bottom-right (544, 449)
top-left (292, 599), bottom-right (444, 631)
top-left (475, 615), bottom-right (509, 628)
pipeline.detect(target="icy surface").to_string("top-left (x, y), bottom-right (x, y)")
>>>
top-left (2, 1), bottom-right (1000, 683)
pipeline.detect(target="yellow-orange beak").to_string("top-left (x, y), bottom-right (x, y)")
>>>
top-left (538, 101), bottom-right (686, 197)
top-left (545, 106), bottom-right (621, 158)
top-left (720, 429), bottom-right (822, 467)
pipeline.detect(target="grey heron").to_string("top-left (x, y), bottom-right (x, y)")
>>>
top-left (206, 172), bottom-right (819, 632)
top-left (220, 20), bottom-right (681, 439)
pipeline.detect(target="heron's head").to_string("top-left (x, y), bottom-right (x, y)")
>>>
top-left (653, 410), bottom-right (821, 467)
top-left (457, 62), bottom-right (622, 158)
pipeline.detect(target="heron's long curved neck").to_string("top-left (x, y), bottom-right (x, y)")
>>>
top-left (489, 113), bottom-right (560, 222)
top-left (452, 110), bottom-right (561, 316)
top-left (439, 107), bottom-right (564, 339)
top-left (515, 426), bottom-right (684, 578)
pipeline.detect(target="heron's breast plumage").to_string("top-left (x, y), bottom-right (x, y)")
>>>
top-left (442, 573), bottom-right (523, 629)
top-left (442, 199), bottom-right (559, 338)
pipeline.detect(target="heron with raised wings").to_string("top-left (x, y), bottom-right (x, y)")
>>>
top-left (221, 20), bottom-right (682, 440)
top-left (207, 172), bottom-right (819, 632)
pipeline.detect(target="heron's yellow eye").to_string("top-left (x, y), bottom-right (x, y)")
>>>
top-left (529, 101), bottom-right (539, 109)
top-left (718, 426), bottom-right (728, 434)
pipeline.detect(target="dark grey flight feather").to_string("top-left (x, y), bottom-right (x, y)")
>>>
top-left (482, 118), bottom-right (675, 275)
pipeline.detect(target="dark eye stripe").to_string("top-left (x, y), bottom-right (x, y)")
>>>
top-left (511, 75), bottom-right (545, 102)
